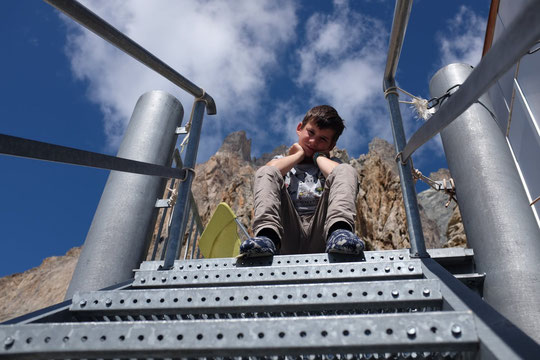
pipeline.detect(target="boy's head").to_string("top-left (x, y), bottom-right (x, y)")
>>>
top-left (300, 105), bottom-right (345, 141)
top-left (296, 105), bottom-right (345, 157)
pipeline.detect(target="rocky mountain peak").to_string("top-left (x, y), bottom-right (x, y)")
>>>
top-left (215, 131), bottom-right (251, 161)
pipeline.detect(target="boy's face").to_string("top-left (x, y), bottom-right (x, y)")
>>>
top-left (296, 120), bottom-right (336, 157)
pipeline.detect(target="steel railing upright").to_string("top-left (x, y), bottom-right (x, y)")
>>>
top-left (382, 0), bottom-right (428, 259)
top-left (150, 149), bottom-right (204, 261)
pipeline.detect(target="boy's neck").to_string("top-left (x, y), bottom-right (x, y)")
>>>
top-left (300, 157), bottom-right (314, 165)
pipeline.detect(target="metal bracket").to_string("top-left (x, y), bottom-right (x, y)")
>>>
top-left (154, 199), bottom-right (171, 208)
top-left (175, 126), bottom-right (188, 135)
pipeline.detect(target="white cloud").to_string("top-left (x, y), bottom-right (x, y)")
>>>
top-left (293, 0), bottom-right (390, 154)
top-left (63, 0), bottom-right (297, 159)
top-left (437, 6), bottom-right (486, 67)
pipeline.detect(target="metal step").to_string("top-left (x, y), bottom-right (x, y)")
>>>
top-left (70, 279), bottom-right (442, 318)
top-left (133, 260), bottom-right (423, 288)
top-left (0, 311), bottom-right (477, 359)
top-left (140, 248), bottom-right (475, 271)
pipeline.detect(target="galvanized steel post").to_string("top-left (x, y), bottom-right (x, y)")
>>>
top-left (162, 100), bottom-right (206, 269)
top-left (430, 63), bottom-right (540, 342)
top-left (65, 91), bottom-right (183, 299)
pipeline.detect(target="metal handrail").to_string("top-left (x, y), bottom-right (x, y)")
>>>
top-left (382, 0), bottom-right (427, 258)
top-left (150, 149), bottom-right (204, 261)
top-left (383, 0), bottom-right (413, 84)
top-left (400, 0), bottom-right (540, 161)
top-left (45, 0), bottom-right (216, 115)
top-left (0, 133), bottom-right (188, 180)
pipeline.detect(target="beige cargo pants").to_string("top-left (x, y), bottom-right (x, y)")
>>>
top-left (252, 163), bottom-right (359, 254)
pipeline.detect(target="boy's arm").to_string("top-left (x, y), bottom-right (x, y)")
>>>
top-left (314, 153), bottom-right (339, 178)
top-left (266, 143), bottom-right (305, 176)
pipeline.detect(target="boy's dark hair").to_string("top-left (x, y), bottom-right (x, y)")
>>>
top-left (301, 105), bottom-right (345, 141)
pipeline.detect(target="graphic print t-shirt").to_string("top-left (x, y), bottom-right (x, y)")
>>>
top-left (275, 155), bottom-right (339, 215)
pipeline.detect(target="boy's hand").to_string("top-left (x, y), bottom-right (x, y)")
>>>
top-left (266, 143), bottom-right (305, 176)
top-left (288, 143), bottom-right (305, 160)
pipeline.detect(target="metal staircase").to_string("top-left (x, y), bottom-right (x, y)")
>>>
top-left (1, 248), bottom-right (494, 359)
top-left (1, 1), bottom-right (539, 358)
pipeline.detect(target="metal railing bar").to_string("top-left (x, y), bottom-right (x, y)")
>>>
top-left (0, 133), bottom-right (187, 179)
top-left (45, 0), bottom-right (216, 115)
top-left (401, 0), bottom-right (540, 161)
top-left (383, 0), bottom-right (413, 83)
top-left (190, 227), bottom-right (199, 259)
top-left (382, 0), bottom-right (427, 258)
top-left (159, 230), bottom-right (169, 261)
top-left (172, 148), bottom-right (204, 234)
top-left (162, 100), bottom-right (206, 269)
top-left (182, 214), bottom-right (196, 260)
top-left (421, 258), bottom-right (540, 359)
top-left (151, 182), bottom-right (174, 261)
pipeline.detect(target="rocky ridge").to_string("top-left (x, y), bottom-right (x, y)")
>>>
top-left (0, 131), bottom-right (466, 322)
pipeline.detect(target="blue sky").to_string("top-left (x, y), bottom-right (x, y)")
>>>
top-left (0, 0), bottom-right (489, 277)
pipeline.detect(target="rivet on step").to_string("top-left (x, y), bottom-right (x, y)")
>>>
top-left (140, 278), bottom-right (146, 284)
top-left (407, 327), bottom-right (416, 338)
top-left (4, 336), bottom-right (14, 349)
top-left (384, 266), bottom-right (391, 273)
top-left (105, 298), bottom-right (112, 307)
top-left (391, 290), bottom-right (399, 298)
top-left (161, 277), bottom-right (167, 283)
top-left (408, 265), bottom-right (415, 271)
top-left (389, 256), bottom-right (395, 260)
top-left (451, 325), bottom-right (462, 337)
top-left (399, 255), bottom-right (404, 260)
top-left (79, 300), bottom-right (87, 308)
top-left (423, 289), bottom-right (431, 297)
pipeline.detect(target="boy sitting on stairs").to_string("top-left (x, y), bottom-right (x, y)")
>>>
top-left (239, 105), bottom-right (365, 257)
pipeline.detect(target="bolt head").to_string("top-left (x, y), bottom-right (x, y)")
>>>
top-left (451, 325), bottom-right (462, 336)
top-left (423, 288), bottom-right (431, 296)
top-left (161, 277), bottom-right (167, 283)
top-left (140, 278), bottom-right (146, 284)
top-left (389, 256), bottom-right (395, 260)
top-left (391, 290), bottom-right (399, 298)
top-left (79, 300), bottom-right (87, 307)
top-left (408, 264), bottom-right (415, 271)
top-left (4, 337), bottom-right (14, 346)
top-left (384, 266), bottom-right (391, 273)
top-left (105, 298), bottom-right (112, 306)
top-left (407, 327), bottom-right (417, 338)
top-left (399, 255), bottom-right (404, 260)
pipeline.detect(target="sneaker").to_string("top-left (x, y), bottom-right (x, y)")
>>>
top-left (239, 236), bottom-right (276, 258)
top-left (326, 229), bottom-right (365, 255)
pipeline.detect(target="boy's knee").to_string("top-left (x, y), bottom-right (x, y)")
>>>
top-left (255, 165), bottom-right (284, 186)
top-left (326, 163), bottom-right (359, 192)
top-left (331, 163), bottom-right (358, 180)
top-left (256, 165), bottom-right (282, 178)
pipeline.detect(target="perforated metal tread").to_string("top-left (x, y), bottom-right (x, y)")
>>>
top-left (133, 260), bottom-right (423, 288)
top-left (139, 248), bottom-right (474, 271)
top-left (71, 279), bottom-right (442, 316)
top-left (0, 311), bottom-right (477, 359)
